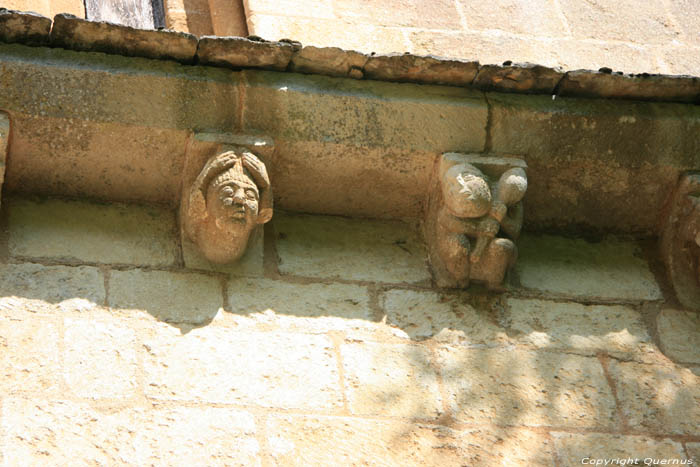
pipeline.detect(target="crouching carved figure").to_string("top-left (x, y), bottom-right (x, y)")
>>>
top-left (182, 149), bottom-right (273, 264)
top-left (426, 153), bottom-right (527, 289)
top-left (661, 173), bottom-right (700, 311)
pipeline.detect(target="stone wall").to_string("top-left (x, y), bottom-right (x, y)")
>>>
top-left (0, 196), bottom-right (697, 465)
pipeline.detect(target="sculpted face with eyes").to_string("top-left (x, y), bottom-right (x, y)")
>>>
top-left (184, 150), bottom-right (273, 264)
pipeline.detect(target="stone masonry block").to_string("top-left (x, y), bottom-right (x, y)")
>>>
top-left (515, 235), bottom-right (662, 300)
top-left (109, 269), bottom-right (223, 325)
top-left (552, 432), bottom-right (688, 467)
top-left (1, 399), bottom-right (261, 465)
top-left (437, 347), bottom-right (617, 428)
top-left (144, 326), bottom-right (343, 409)
top-left (0, 111), bottom-right (7, 208)
top-left (504, 298), bottom-right (658, 361)
top-left (0, 262), bottom-right (104, 311)
top-left (246, 0), bottom-right (334, 19)
top-left (0, 9), bottom-right (51, 46)
top-left (457, 0), bottom-right (567, 36)
top-left (266, 415), bottom-right (555, 466)
top-left (221, 277), bottom-right (374, 336)
top-left (333, 0), bottom-right (462, 29)
top-left (274, 212), bottom-right (430, 283)
top-left (7, 198), bottom-right (178, 267)
top-left (381, 288), bottom-right (509, 345)
top-left (608, 360), bottom-right (700, 435)
top-left (657, 309), bottom-right (700, 364)
top-left (63, 317), bottom-right (139, 399)
top-left (0, 310), bottom-right (61, 395)
top-left (340, 341), bottom-right (443, 418)
top-left (488, 93), bottom-right (700, 233)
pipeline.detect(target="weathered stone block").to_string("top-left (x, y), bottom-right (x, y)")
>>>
top-left (274, 212), bottom-right (430, 283)
top-left (246, 0), bottom-right (334, 18)
top-left (266, 415), bottom-right (555, 466)
top-left (488, 93), bottom-right (700, 233)
top-left (0, 111), bottom-right (8, 208)
top-left (1, 399), bottom-right (262, 465)
top-left (7, 198), bottom-right (178, 267)
top-left (457, 0), bottom-right (567, 36)
top-left (340, 341), bottom-right (443, 418)
top-left (688, 443), bottom-right (700, 463)
top-left (197, 36), bottom-right (300, 71)
top-left (0, 311), bottom-right (61, 395)
top-left (504, 298), bottom-right (657, 360)
top-left (436, 347), bottom-right (617, 428)
top-left (51, 13), bottom-right (198, 63)
top-left (0, 9), bottom-right (51, 46)
top-left (109, 269), bottom-right (223, 325)
top-left (63, 317), bottom-right (139, 399)
top-left (0, 263), bottom-right (105, 311)
top-left (473, 63), bottom-right (563, 94)
top-left (608, 360), bottom-right (700, 435)
top-left (290, 45), bottom-right (367, 78)
top-left (552, 432), bottom-right (688, 467)
top-left (515, 235), bottom-right (662, 300)
top-left (221, 277), bottom-right (374, 335)
top-left (363, 54), bottom-right (478, 86)
top-left (657, 309), bottom-right (700, 364)
top-left (144, 326), bottom-right (343, 409)
top-left (381, 288), bottom-right (509, 345)
top-left (558, 0), bottom-right (679, 44)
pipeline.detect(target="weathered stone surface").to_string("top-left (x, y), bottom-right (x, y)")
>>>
top-left (363, 53), bottom-right (478, 86)
top-left (0, 9), bottom-right (51, 46)
top-left (552, 432), bottom-right (687, 467)
top-left (51, 13), bottom-right (198, 62)
top-left (558, 0), bottom-right (679, 44)
top-left (516, 235), bottom-right (662, 300)
top-left (63, 317), bottom-right (139, 399)
top-left (109, 269), bottom-right (222, 325)
top-left (559, 70), bottom-right (700, 103)
top-left (609, 360), bottom-right (700, 435)
top-left (657, 309), bottom-right (700, 364)
top-left (197, 36), bottom-right (299, 71)
top-left (0, 310), bottom-right (61, 395)
top-left (437, 347), bottom-right (617, 428)
top-left (340, 341), bottom-right (443, 418)
top-left (7, 198), bottom-right (178, 267)
top-left (688, 443), bottom-right (700, 463)
top-left (334, 0), bottom-right (462, 29)
top-left (669, 0), bottom-right (700, 47)
top-left (1, 399), bottom-right (262, 465)
top-left (473, 63), bottom-right (564, 94)
top-left (267, 416), bottom-right (555, 466)
top-left (0, 263), bottom-right (105, 311)
top-left (245, 0), bottom-right (334, 19)
top-left (381, 288), bottom-right (509, 345)
top-left (144, 326), bottom-right (343, 409)
top-left (457, 0), bottom-right (567, 36)
top-left (274, 212), bottom-right (430, 283)
top-left (488, 92), bottom-right (700, 234)
top-left (0, 111), bottom-right (8, 208)
top-left (221, 277), bottom-right (374, 335)
top-left (290, 45), bottom-right (367, 78)
top-left (504, 298), bottom-right (657, 360)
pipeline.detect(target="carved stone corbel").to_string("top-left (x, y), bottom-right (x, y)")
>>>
top-left (425, 153), bottom-right (528, 289)
top-left (180, 133), bottom-right (274, 264)
top-left (661, 173), bottom-right (700, 311)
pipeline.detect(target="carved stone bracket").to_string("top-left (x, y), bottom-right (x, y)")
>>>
top-left (0, 112), bottom-right (9, 209)
top-left (180, 133), bottom-right (274, 264)
top-left (425, 153), bottom-right (528, 289)
top-left (661, 172), bottom-right (700, 311)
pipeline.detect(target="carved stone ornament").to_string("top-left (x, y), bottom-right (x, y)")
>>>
top-left (182, 148), bottom-right (273, 264)
top-left (661, 173), bottom-right (700, 311)
top-left (425, 153), bottom-right (528, 289)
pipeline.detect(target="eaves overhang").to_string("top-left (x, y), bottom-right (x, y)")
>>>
top-left (0, 10), bottom-right (699, 236)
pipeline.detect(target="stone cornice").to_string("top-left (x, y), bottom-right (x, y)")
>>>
top-left (1, 9), bottom-right (699, 105)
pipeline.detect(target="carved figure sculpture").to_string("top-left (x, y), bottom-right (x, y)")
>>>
top-left (426, 153), bottom-right (527, 289)
top-left (661, 173), bottom-right (700, 310)
top-left (183, 149), bottom-right (273, 264)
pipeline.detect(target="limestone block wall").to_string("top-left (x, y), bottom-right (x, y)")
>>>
top-left (0, 195), bottom-right (698, 465)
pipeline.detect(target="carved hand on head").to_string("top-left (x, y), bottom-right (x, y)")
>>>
top-left (442, 164), bottom-right (492, 219)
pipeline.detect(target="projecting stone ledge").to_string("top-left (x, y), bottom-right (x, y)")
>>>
top-left (197, 36), bottom-right (301, 71)
top-left (0, 9), bottom-right (51, 46)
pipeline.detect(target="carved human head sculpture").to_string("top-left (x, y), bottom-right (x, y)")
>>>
top-left (184, 150), bottom-right (273, 263)
top-left (442, 164), bottom-right (492, 218)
